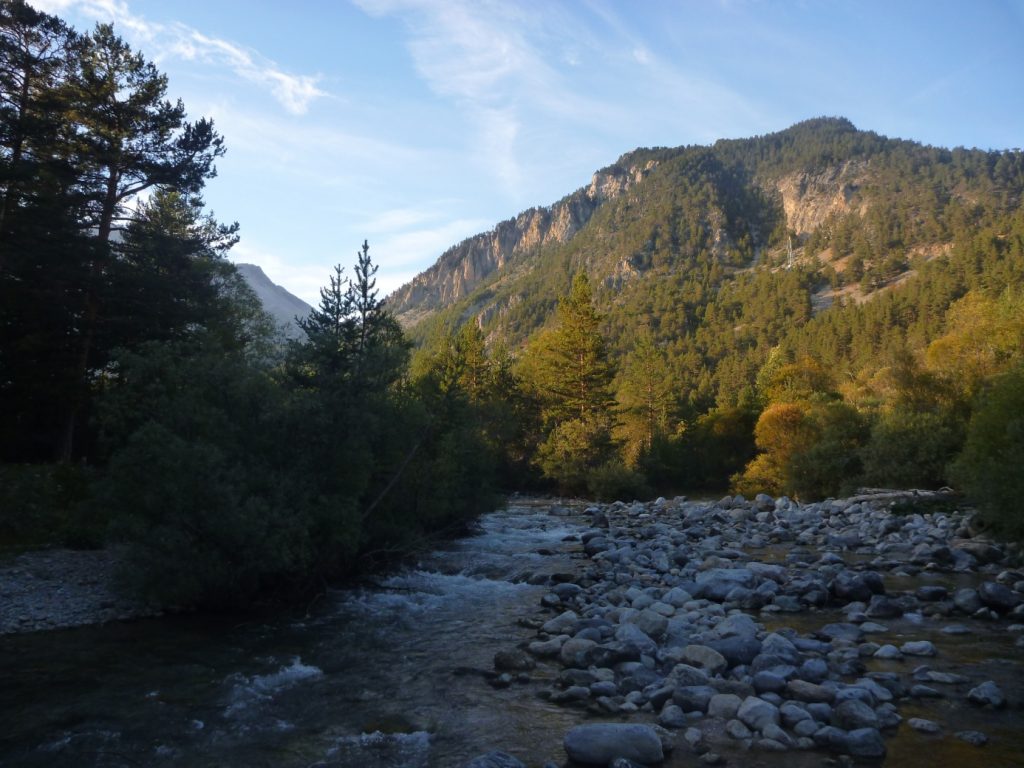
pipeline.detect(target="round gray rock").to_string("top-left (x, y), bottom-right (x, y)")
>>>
top-left (563, 724), bottom-right (665, 765)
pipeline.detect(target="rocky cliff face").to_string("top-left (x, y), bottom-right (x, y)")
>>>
top-left (388, 160), bottom-right (659, 327)
top-left (773, 160), bottom-right (869, 236)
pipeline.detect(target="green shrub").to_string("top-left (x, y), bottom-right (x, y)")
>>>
top-left (586, 459), bottom-right (650, 502)
top-left (0, 463), bottom-right (99, 550)
top-left (950, 366), bottom-right (1024, 539)
top-left (861, 410), bottom-right (965, 489)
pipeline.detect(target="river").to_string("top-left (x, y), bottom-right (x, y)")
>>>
top-left (1, 499), bottom-right (1022, 767)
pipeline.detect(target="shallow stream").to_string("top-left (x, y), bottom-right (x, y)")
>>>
top-left (1, 500), bottom-right (1022, 767)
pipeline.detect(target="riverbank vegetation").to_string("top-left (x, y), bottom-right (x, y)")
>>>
top-left (2, 2), bottom-right (1023, 609)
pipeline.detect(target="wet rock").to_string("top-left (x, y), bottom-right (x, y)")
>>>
top-left (845, 727), bottom-right (886, 759)
top-left (560, 638), bottom-right (597, 668)
top-left (908, 718), bottom-right (941, 734)
top-left (463, 750), bottom-right (526, 768)
top-left (915, 585), bottom-right (948, 602)
top-left (658, 703), bottom-right (687, 729)
top-left (978, 581), bottom-right (1021, 613)
top-left (673, 685), bottom-right (718, 713)
top-left (670, 664), bottom-right (710, 687)
top-left (494, 649), bottom-right (535, 672)
top-left (817, 623), bottom-right (863, 643)
top-left (873, 644), bottom-right (902, 660)
top-left (865, 594), bottom-right (903, 619)
top-left (786, 679), bottom-right (836, 704)
top-left (725, 718), bottom-right (753, 740)
top-left (563, 723), bottom-right (664, 766)
top-left (737, 696), bottom-right (780, 731)
top-left (542, 610), bottom-right (579, 635)
top-left (680, 644), bottom-right (727, 675)
top-left (955, 730), bottom-right (989, 746)
top-left (695, 568), bottom-right (756, 601)
top-left (707, 693), bottom-right (742, 719)
top-left (953, 588), bottom-right (983, 614)
top-left (967, 680), bottom-right (1006, 708)
top-left (832, 699), bottom-right (878, 730)
top-left (899, 640), bottom-right (936, 657)
top-left (707, 636), bottom-right (762, 667)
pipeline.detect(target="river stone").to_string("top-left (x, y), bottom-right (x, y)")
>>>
top-left (916, 585), bottom-right (948, 602)
top-left (811, 724), bottom-right (849, 752)
top-left (695, 568), bottom-right (756, 601)
top-left (762, 723), bottom-right (794, 748)
top-left (956, 541), bottom-right (1004, 564)
top-left (671, 663), bottom-right (710, 687)
top-left (978, 581), bottom-right (1021, 613)
top-left (725, 719), bottom-right (753, 740)
top-left (708, 693), bottom-right (742, 719)
top-left (563, 724), bottom-right (664, 765)
top-left (786, 679), bottom-right (836, 703)
top-left (543, 610), bottom-right (579, 635)
top-left (528, 636), bottom-right (566, 657)
top-left (635, 609), bottom-right (669, 639)
top-left (658, 703), bottom-right (688, 729)
top-left (752, 671), bottom-right (788, 694)
top-left (707, 636), bottom-right (762, 667)
top-left (955, 730), bottom-right (989, 746)
top-left (846, 727), bottom-right (886, 759)
top-left (832, 698), bottom-right (879, 730)
top-left (798, 657), bottom-right (829, 684)
top-left (681, 644), bottom-right (728, 675)
top-left (779, 701), bottom-right (811, 728)
top-left (463, 751), bottom-right (526, 768)
top-left (831, 571), bottom-right (874, 602)
top-left (967, 680), bottom-right (1006, 708)
top-left (908, 718), bottom-right (941, 734)
top-left (900, 640), bottom-right (936, 657)
top-left (710, 612), bottom-right (760, 639)
top-left (865, 594), bottom-right (903, 619)
top-left (615, 623), bottom-right (658, 656)
top-left (494, 649), bottom-right (536, 672)
top-left (673, 685), bottom-right (718, 713)
top-left (953, 588), bottom-right (983, 614)
top-left (560, 638), bottom-right (597, 668)
top-left (737, 696), bottom-right (780, 731)
top-left (761, 632), bottom-right (801, 664)
top-left (817, 623), bottom-right (863, 643)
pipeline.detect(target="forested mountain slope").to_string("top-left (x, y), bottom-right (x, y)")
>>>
top-left (391, 118), bottom-right (1024, 416)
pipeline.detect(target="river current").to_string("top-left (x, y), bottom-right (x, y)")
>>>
top-left (2, 499), bottom-right (1022, 767)
top-left (0, 500), bottom-right (588, 767)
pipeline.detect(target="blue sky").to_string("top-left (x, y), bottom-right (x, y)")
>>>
top-left (34, 0), bottom-right (1024, 304)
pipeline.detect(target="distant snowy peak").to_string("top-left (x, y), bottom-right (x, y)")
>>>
top-left (236, 263), bottom-right (312, 340)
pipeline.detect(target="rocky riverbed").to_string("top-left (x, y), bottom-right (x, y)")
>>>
top-left (474, 491), bottom-right (1024, 767)
top-left (0, 547), bottom-right (161, 634)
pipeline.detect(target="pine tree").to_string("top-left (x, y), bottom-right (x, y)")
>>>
top-left (524, 272), bottom-right (617, 491)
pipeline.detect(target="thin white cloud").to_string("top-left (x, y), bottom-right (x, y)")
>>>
top-left (31, 0), bottom-right (325, 115)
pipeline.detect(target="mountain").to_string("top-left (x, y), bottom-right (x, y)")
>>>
top-left (236, 263), bottom-right (312, 340)
top-left (386, 117), bottom-right (1024, 414)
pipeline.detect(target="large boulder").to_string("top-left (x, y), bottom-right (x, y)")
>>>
top-left (563, 724), bottom-right (664, 765)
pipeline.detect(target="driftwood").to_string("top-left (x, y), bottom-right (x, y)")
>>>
top-left (842, 488), bottom-right (957, 506)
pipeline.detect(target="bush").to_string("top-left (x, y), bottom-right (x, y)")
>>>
top-left (0, 463), bottom-right (99, 550)
top-left (861, 410), bottom-right (965, 489)
top-left (586, 459), bottom-right (650, 502)
top-left (950, 366), bottom-right (1024, 539)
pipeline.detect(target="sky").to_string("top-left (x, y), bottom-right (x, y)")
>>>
top-left (31, 0), bottom-right (1024, 305)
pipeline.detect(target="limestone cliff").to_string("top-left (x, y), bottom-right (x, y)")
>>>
top-left (388, 159), bottom-right (659, 327)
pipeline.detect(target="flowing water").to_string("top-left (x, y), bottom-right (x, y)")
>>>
top-left (0, 501), bottom-right (587, 767)
top-left (1, 500), bottom-right (1022, 767)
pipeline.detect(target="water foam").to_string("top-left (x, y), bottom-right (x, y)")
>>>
top-left (224, 657), bottom-right (323, 716)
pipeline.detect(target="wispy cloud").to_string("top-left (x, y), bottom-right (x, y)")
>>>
top-left (32, 0), bottom-right (326, 114)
